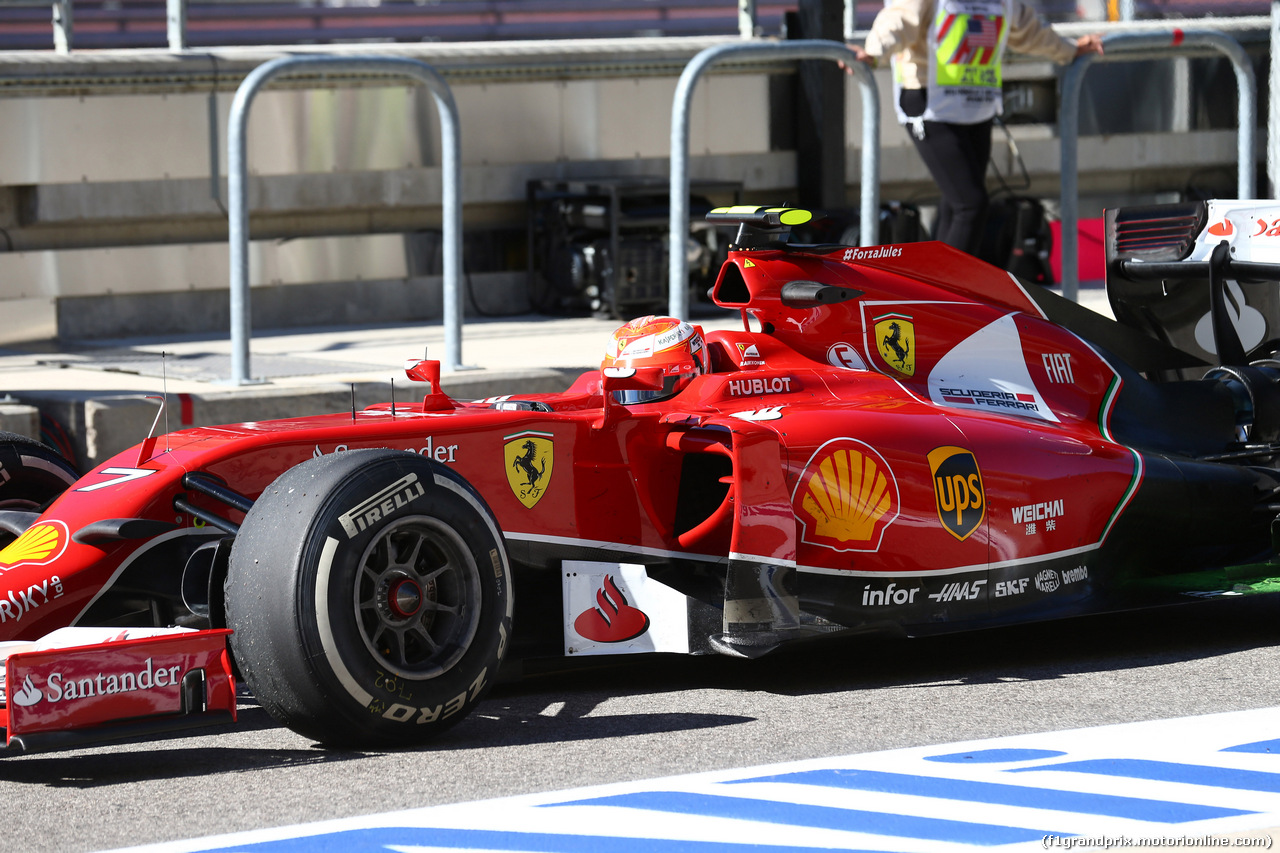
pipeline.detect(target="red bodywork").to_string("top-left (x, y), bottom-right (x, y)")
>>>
top-left (0, 241), bottom-right (1166, 650)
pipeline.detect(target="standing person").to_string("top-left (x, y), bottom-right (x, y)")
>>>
top-left (849, 2), bottom-right (1102, 255)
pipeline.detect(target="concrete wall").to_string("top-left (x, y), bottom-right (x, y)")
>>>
top-left (0, 64), bottom-right (779, 340)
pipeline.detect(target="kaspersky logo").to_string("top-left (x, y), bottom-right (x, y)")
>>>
top-left (928, 446), bottom-right (985, 541)
top-left (0, 521), bottom-right (68, 573)
top-left (794, 438), bottom-right (900, 553)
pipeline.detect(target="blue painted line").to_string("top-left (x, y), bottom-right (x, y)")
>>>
top-left (926, 748), bottom-right (1067, 764)
top-left (726, 769), bottom-right (1252, 823)
top-left (1223, 739), bottom-right (1280, 754)
top-left (194, 826), bottom-right (890, 853)
top-left (1011, 759), bottom-right (1280, 792)
top-left (550, 791), bottom-right (1054, 845)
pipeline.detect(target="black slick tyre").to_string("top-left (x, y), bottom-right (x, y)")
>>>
top-left (225, 449), bottom-right (513, 747)
top-left (0, 431), bottom-right (78, 540)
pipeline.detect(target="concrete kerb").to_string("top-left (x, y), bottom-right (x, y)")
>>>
top-left (16, 366), bottom-right (585, 472)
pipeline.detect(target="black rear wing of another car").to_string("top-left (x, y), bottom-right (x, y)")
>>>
top-left (1105, 201), bottom-right (1280, 374)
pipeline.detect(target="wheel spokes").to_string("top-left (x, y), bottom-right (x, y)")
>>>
top-left (395, 533), bottom-right (426, 572)
top-left (353, 517), bottom-right (482, 678)
top-left (420, 599), bottom-right (462, 617)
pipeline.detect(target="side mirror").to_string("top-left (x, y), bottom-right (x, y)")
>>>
top-left (404, 356), bottom-right (455, 412)
top-left (594, 366), bottom-right (665, 429)
top-left (601, 366), bottom-right (665, 395)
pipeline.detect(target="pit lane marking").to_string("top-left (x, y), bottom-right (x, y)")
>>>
top-left (105, 707), bottom-right (1280, 852)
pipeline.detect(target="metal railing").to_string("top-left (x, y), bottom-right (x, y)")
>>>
top-left (7, 1), bottom-right (1267, 55)
top-left (3, 0), bottom-right (875, 53)
top-left (667, 39), bottom-right (880, 319)
top-left (6, 0), bottom-right (801, 53)
top-left (1270, 0), bottom-right (1280, 196)
top-left (0, 0), bottom-right (71, 52)
top-left (1058, 28), bottom-right (1257, 300)
top-left (226, 55), bottom-right (464, 385)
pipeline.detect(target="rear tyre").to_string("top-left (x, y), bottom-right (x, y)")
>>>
top-left (226, 449), bottom-right (512, 747)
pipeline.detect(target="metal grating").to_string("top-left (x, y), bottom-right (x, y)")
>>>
top-left (38, 349), bottom-right (387, 382)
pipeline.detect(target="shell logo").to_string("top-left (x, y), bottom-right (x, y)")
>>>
top-left (0, 521), bottom-right (68, 573)
top-left (794, 438), bottom-right (900, 553)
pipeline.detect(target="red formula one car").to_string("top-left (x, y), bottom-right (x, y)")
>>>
top-left (0, 201), bottom-right (1277, 751)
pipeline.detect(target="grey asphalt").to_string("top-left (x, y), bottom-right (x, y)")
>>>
top-left (0, 594), bottom-right (1269, 852)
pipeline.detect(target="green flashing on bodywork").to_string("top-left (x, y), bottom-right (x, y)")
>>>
top-left (1097, 375), bottom-right (1120, 440)
top-left (1135, 563), bottom-right (1280, 599)
top-left (1100, 447), bottom-right (1142, 543)
top-left (1096, 373), bottom-right (1143, 545)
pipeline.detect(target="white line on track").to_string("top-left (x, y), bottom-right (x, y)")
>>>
top-left (106, 706), bottom-right (1280, 853)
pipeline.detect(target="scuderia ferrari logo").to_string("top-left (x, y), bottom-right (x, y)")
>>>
top-left (504, 431), bottom-right (554, 509)
top-left (874, 313), bottom-right (915, 376)
top-left (928, 446), bottom-right (985, 541)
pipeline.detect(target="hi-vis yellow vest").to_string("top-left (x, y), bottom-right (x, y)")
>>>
top-left (900, 0), bottom-right (1011, 125)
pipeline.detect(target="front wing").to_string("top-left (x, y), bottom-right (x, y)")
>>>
top-left (0, 627), bottom-right (235, 755)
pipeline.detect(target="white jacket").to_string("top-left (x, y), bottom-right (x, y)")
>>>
top-left (864, 0), bottom-right (1077, 91)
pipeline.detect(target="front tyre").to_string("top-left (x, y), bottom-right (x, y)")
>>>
top-left (226, 449), bottom-right (513, 747)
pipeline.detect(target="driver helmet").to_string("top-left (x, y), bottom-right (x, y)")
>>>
top-left (602, 315), bottom-right (705, 404)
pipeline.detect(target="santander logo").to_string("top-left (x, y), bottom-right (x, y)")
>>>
top-left (573, 575), bottom-right (650, 643)
top-left (12, 675), bottom-right (41, 706)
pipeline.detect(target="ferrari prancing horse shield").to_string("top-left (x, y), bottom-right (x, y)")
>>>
top-left (504, 431), bottom-right (554, 508)
top-left (874, 312), bottom-right (915, 376)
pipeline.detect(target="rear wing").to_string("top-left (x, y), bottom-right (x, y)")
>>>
top-left (1106, 201), bottom-right (1280, 373)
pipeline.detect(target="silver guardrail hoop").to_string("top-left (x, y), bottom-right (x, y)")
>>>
top-left (668, 39), bottom-right (880, 320)
top-left (1270, 1), bottom-right (1280, 196)
top-left (167, 0), bottom-right (187, 51)
top-left (227, 54), bottom-right (464, 384)
top-left (1060, 29), bottom-right (1257, 302)
top-left (51, 0), bottom-right (71, 54)
top-left (738, 0), bottom-right (756, 38)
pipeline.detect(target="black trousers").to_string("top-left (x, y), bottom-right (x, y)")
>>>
top-left (900, 88), bottom-right (993, 256)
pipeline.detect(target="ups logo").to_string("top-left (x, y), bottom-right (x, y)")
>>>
top-left (928, 446), bottom-right (985, 541)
